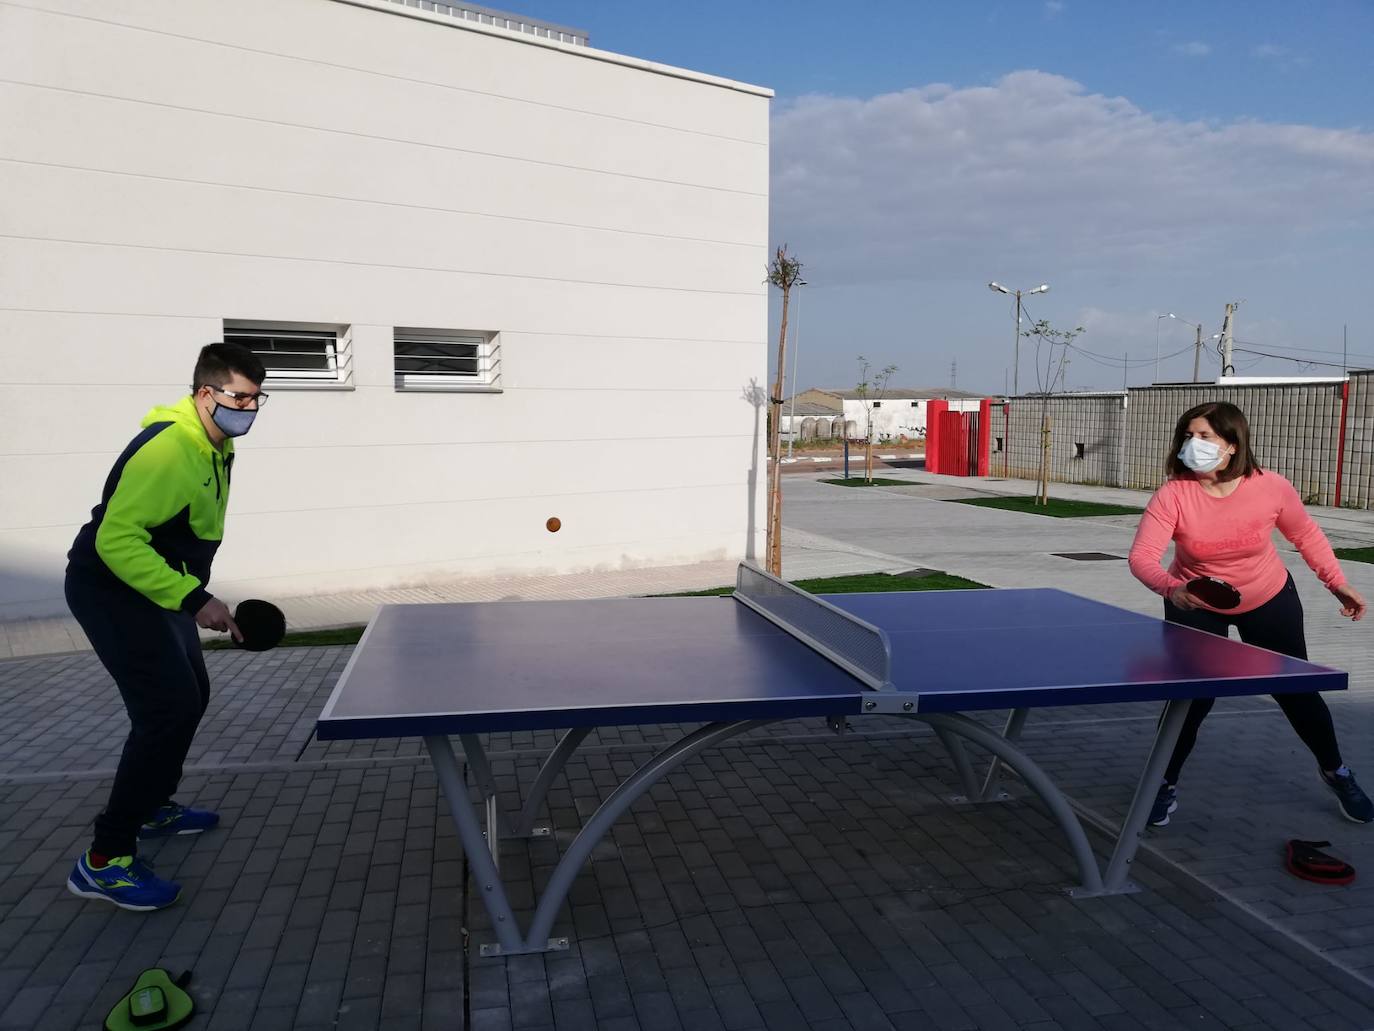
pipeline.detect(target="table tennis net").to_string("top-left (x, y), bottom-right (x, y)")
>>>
top-left (733, 563), bottom-right (892, 690)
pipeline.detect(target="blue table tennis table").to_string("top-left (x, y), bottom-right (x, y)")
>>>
top-left (316, 563), bottom-right (1345, 957)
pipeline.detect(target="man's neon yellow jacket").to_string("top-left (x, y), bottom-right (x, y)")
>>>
top-left (68, 397), bottom-right (234, 613)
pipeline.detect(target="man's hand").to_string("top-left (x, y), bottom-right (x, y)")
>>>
top-left (196, 597), bottom-right (243, 642)
top-left (1168, 586), bottom-right (1199, 611)
top-left (1333, 584), bottom-right (1367, 622)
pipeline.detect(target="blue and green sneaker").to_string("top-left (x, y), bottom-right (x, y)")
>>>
top-left (139, 802), bottom-right (220, 839)
top-left (67, 853), bottom-right (181, 911)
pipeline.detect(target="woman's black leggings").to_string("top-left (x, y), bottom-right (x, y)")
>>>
top-left (1162, 573), bottom-right (1341, 785)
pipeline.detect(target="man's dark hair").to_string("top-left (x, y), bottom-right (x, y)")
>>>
top-left (1165, 401), bottom-right (1262, 481)
top-left (192, 342), bottom-right (266, 393)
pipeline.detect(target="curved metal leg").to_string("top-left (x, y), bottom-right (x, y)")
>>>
top-left (510, 726), bottom-right (592, 838)
top-left (930, 725), bottom-right (981, 801)
top-left (524, 719), bottom-right (774, 946)
top-left (906, 713), bottom-right (1105, 894)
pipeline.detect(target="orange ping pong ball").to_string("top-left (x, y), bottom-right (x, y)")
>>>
top-left (546, 517), bottom-right (561, 532)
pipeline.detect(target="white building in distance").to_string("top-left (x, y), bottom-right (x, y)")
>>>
top-left (783, 388), bottom-right (987, 441)
top-left (0, 0), bottom-right (771, 619)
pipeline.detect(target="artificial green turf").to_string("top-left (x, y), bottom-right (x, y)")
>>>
top-left (1334, 546), bottom-right (1374, 565)
top-left (951, 495), bottom-right (1144, 518)
top-left (659, 570), bottom-right (989, 597)
top-left (205, 572), bottom-right (991, 649)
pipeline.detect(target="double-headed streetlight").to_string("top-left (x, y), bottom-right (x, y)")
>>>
top-left (988, 282), bottom-right (1049, 396)
top-left (1156, 312), bottom-right (1206, 382)
top-left (1155, 313), bottom-right (1175, 382)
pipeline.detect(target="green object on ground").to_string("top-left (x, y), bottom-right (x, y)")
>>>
top-left (105, 969), bottom-right (194, 1031)
top-left (820, 478), bottom-right (912, 487)
top-left (951, 496), bottom-right (1144, 518)
top-left (659, 570), bottom-right (990, 598)
top-left (1335, 546), bottom-right (1374, 565)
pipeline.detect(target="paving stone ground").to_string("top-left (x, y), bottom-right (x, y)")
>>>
top-left (4, 471), bottom-right (1374, 1029)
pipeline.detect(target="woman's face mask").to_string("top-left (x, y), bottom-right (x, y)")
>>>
top-left (1178, 436), bottom-right (1226, 473)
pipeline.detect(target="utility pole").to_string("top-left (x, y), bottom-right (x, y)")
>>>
top-left (1123, 352), bottom-right (1128, 390)
top-left (1220, 302), bottom-right (1236, 377)
top-left (950, 360), bottom-right (957, 389)
top-left (1192, 323), bottom-right (1204, 382)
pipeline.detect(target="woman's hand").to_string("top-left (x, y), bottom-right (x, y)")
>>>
top-left (1168, 586), bottom-right (1199, 610)
top-left (1332, 584), bottom-right (1367, 622)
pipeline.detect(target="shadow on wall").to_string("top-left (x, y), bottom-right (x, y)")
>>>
top-left (742, 379), bottom-right (766, 562)
top-left (0, 561), bottom-right (71, 621)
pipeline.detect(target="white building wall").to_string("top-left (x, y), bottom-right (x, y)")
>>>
top-left (0, 0), bottom-right (771, 617)
top-left (841, 397), bottom-right (984, 440)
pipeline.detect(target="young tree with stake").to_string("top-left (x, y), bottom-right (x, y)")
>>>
top-left (765, 246), bottom-right (804, 576)
top-left (1021, 319), bottom-right (1082, 505)
top-left (855, 356), bottom-right (898, 484)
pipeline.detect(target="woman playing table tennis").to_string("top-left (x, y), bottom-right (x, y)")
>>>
top-left (1128, 401), bottom-right (1369, 827)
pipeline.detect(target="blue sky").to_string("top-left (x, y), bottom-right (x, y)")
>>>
top-left (513, 1), bottom-right (1374, 393)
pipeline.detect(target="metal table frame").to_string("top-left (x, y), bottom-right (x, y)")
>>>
top-left (426, 695), bottom-right (1191, 957)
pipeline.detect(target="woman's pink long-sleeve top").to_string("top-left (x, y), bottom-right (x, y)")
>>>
top-left (1127, 471), bottom-right (1348, 614)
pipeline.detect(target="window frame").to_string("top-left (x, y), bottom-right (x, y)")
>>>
top-left (222, 321), bottom-right (354, 390)
top-left (393, 328), bottom-right (502, 393)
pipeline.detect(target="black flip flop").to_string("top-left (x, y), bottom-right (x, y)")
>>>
top-left (1285, 839), bottom-right (1355, 886)
top-left (233, 599), bottom-right (286, 652)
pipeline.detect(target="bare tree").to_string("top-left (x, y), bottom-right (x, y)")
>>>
top-left (1021, 319), bottom-right (1082, 505)
top-left (765, 246), bottom-right (805, 576)
top-left (855, 356), bottom-right (898, 483)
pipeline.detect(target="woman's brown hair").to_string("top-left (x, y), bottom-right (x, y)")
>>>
top-left (1165, 401), bottom-right (1262, 481)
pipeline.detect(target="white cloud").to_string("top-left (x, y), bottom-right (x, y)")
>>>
top-left (770, 71), bottom-right (1374, 288)
top-left (1044, 1), bottom-right (1065, 17)
top-left (1172, 41), bottom-right (1212, 57)
top-left (1251, 43), bottom-right (1287, 59)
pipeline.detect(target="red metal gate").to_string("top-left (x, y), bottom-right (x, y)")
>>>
top-left (925, 398), bottom-right (992, 476)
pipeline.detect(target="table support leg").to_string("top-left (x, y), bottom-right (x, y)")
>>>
top-left (978, 707), bottom-right (1029, 802)
top-left (425, 735), bottom-right (535, 955)
top-left (909, 713), bottom-right (1105, 895)
top-left (1099, 698), bottom-right (1189, 893)
top-left (931, 725), bottom-right (981, 801)
top-left (510, 727), bottom-right (592, 839)
top-left (523, 719), bottom-right (770, 948)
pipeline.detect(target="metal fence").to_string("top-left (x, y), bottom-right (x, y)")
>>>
top-left (991, 371), bottom-right (1374, 508)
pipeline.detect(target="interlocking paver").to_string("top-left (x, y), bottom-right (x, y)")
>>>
top-left (5, 475), bottom-right (1374, 1028)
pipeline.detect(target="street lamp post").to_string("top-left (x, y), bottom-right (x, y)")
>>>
top-left (988, 282), bottom-right (1049, 396)
top-left (1155, 313), bottom-right (1176, 383)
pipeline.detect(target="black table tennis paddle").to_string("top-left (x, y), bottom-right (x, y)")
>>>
top-left (1187, 576), bottom-right (1241, 610)
top-left (234, 599), bottom-right (286, 652)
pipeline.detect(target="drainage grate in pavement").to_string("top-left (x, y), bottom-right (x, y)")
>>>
top-left (1053, 551), bottom-right (1126, 561)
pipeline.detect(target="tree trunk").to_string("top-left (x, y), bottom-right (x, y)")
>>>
top-left (766, 289), bottom-right (790, 575)
top-left (1038, 413), bottom-right (1051, 505)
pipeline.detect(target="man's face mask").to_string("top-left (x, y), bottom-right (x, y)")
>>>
top-left (203, 388), bottom-right (259, 438)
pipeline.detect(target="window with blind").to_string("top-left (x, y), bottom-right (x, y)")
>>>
top-left (223, 323), bottom-right (351, 387)
top-left (394, 329), bottom-right (501, 391)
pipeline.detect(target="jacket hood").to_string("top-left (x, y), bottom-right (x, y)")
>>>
top-left (141, 396), bottom-right (233, 460)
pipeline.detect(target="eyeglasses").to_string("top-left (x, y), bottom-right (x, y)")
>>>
top-left (206, 385), bottom-right (269, 408)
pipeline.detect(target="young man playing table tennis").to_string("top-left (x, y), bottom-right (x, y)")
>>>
top-left (1128, 401), bottom-right (1370, 827)
top-left (63, 342), bottom-right (266, 910)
